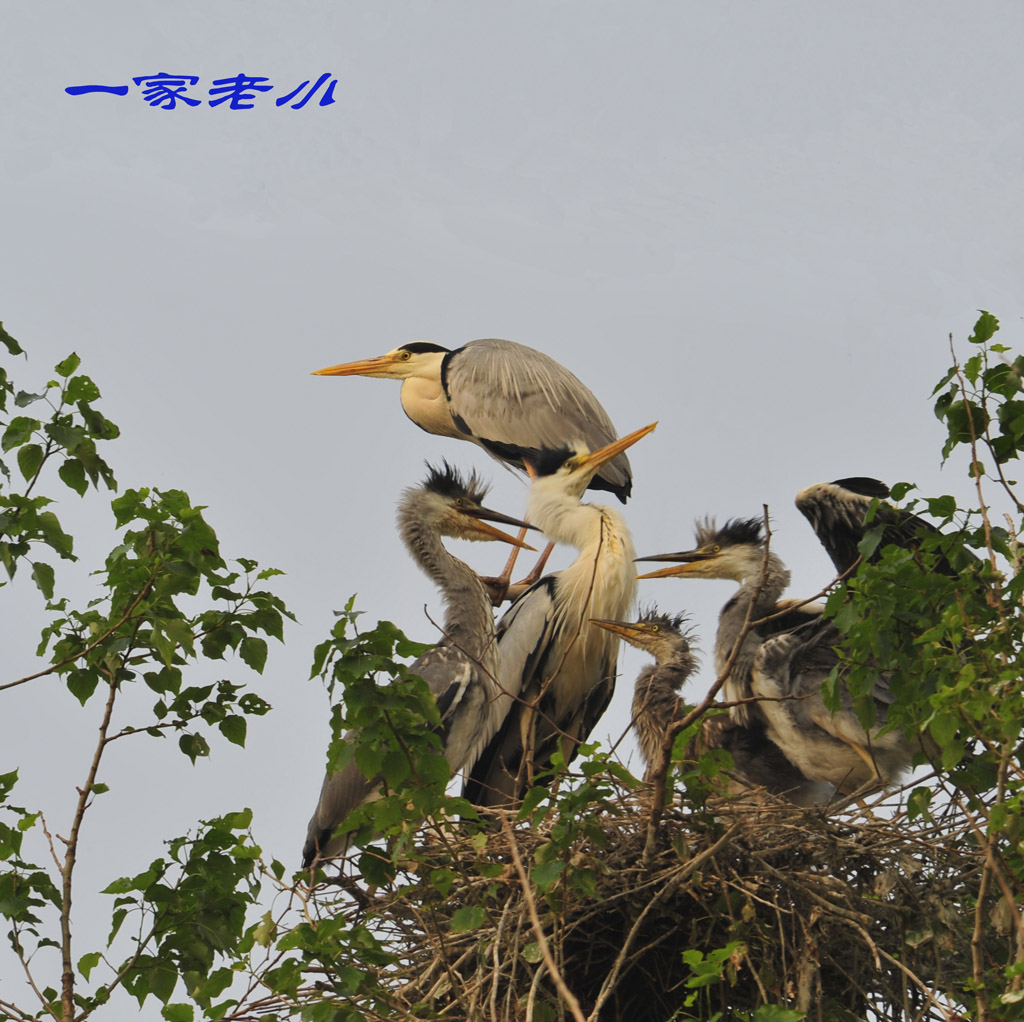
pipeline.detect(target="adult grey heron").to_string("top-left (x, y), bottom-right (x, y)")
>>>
top-left (635, 518), bottom-right (820, 728)
top-left (302, 463), bottom-right (535, 868)
top-left (591, 609), bottom-right (832, 805)
top-left (463, 422), bottom-right (657, 808)
top-left (796, 477), bottom-right (957, 577)
top-left (312, 338), bottom-right (633, 501)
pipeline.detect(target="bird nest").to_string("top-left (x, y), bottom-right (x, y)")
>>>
top-left (293, 773), bottom-right (1000, 1022)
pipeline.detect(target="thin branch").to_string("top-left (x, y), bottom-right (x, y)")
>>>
top-left (2, 575), bottom-right (156, 693)
top-left (500, 816), bottom-right (586, 1022)
top-left (61, 670), bottom-right (119, 1022)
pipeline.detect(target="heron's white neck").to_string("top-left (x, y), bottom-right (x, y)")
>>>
top-left (527, 483), bottom-right (637, 712)
top-left (399, 375), bottom-right (464, 440)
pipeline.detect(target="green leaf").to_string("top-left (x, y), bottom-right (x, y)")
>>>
top-left (55, 353), bottom-right (81, 378)
top-left (450, 906), bottom-right (488, 932)
top-left (67, 670), bottom-right (100, 706)
top-left (78, 951), bottom-right (102, 980)
top-left (37, 511), bottom-right (74, 559)
top-left (750, 1007), bottom-right (806, 1022)
top-left (531, 860), bottom-right (565, 892)
top-left (521, 941), bottom-right (543, 963)
top-left (925, 494), bottom-right (956, 519)
top-left (907, 786), bottom-right (932, 822)
top-left (0, 322), bottom-right (24, 355)
top-left (218, 716), bottom-right (247, 748)
top-left (178, 733), bottom-right (211, 764)
top-left (2, 415), bottom-right (40, 452)
top-left (968, 310), bottom-right (999, 345)
top-left (65, 374), bottom-right (101, 403)
top-left (31, 561), bottom-right (54, 599)
top-left (161, 1005), bottom-right (194, 1022)
top-left (58, 458), bottom-right (88, 496)
top-left (239, 636), bottom-right (268, 674)
top-left (17, 443), bottom-right (44, 481)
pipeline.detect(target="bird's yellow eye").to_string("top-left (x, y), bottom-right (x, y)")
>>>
top-left (712, 544), bottom-right (720, 553)
top-left (398, 350), bottom-right (412, 361)
top-left (650, 624), bottom-right (659, 632)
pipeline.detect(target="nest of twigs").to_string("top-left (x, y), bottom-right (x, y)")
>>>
top-left (298, 777), bottom-right (1000, 1022)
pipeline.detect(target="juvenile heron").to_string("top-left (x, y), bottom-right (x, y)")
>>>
top-left (302, 463), bottom-right (535, 868)
top-left (636, 518), bottom-right (821, 727)
top-left (592, 609), bottom-right (832, 805)
top-left (796, 477), bottom-right (956, 577)
top-left (463, 423), bottom-right (657, 807)
top-left (313, 338), bottom-right (633, 501)
top-left (636, 518), bottom-right (914, 794)
top-left (751, 625), bottom-right (913, 792)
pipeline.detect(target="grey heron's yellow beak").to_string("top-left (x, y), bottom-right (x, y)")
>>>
top-left (459, 506), bottom-right (537, 550)
top-left (312, 353), bottom-right (403, 378)
top-left (589, 617), bottom-right (644, 641)
top-left (575, 422), bottom-right (658, 475)
top-left (635, 550), bottom-right (713, 580)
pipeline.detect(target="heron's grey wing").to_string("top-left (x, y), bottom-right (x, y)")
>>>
top-left (777, 625), bottom-right (898, 749)
top-left (443, 339), bottom-right (631, 497)
top-left (408, 643), bottom-right (501, 776)
top-left (462, 577), bottom-right (560, 806)
top-left (303, 646), bottom-right (481, 868)
top-left (301, 746), bottom-right (379, 868)
top-left (547, 658), bottom-right (615, 763)
top-left (796, 481), bottom-right (878, 575)
top-left (797, 478), bottom-right (959, 577)
top-left (409, 645), bottom-right (473, 728)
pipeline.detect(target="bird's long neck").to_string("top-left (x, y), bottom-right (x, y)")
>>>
top-left (528, 489), bottom-right (638, 616)
top-left (715, 552), bottom-right (790, 692)
top-left (731, 551), bottom-right (790, 619)
top-left (633, 662), bottom-right (686, 775)
top-left (527, 488), bottom-right (637, 707)
top-left (400, 516), bottom-right (496, 669)
top-left (399, 374), bottom-right (464, 439)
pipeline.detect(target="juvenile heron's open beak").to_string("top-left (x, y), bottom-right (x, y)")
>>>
top-left (589, 617), bottom-right (643, 641)
top-left (635, 549), bottom-right (711, 580)
top-left (461, 506), bottom-right (537, 550)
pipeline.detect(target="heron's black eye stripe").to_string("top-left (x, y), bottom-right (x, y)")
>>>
top-left (400, 342), bottom-right (450, 355)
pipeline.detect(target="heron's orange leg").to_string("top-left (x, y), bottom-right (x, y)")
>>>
top-left (480, 463), bottom-right (543, 606)
top-left (480, 526), bottom-right (531, 605)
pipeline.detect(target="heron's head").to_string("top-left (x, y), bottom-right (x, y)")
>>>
top-left (591, 605), bottom-right (697, 664)
top-left (525, 422), bottom-right (657, 501)
top-left (405, 461), bottom-right (536, 548)
top-left (636, 517), bottom-right (766, 583)
top-left (313, 342), bottom-right (450, 382)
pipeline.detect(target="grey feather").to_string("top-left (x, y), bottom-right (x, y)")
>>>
top-left (302, 466), bottom-right (516, 868)
top-left (616, 608), bottom-right (831, 805)
top-left (444, 339), bottom-right (632, 500)
top-left (751, 624), bottom-right (915, 793)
